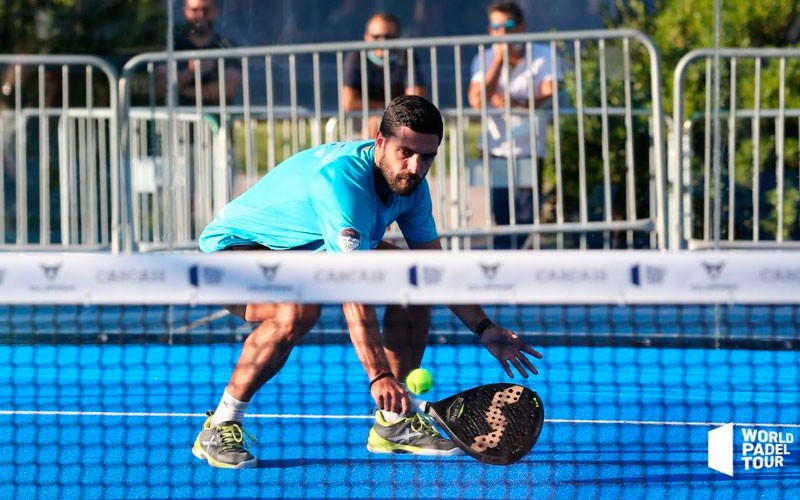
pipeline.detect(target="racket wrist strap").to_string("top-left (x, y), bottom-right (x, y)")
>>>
top-left (474, 318), bottom-right (495, 337)
top-left (369, 371), bottom-right (394, 388)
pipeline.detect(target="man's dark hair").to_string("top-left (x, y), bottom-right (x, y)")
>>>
top-left (379, 95), bottom-right (443, 143)
top-left (367, 12), bottom-right (402, 34)
top-left (487, 1), bottom-right (525, 24)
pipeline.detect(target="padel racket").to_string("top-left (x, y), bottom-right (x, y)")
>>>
top-left (412, 382), bottom-right (544, 465)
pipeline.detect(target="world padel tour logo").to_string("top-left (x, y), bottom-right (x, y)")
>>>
top-left (408, 265), bottom-right (444, 287)
top-left (708, 424), bottom-right (795, 476)
top-left (259, 264), bottom-right (279, 281)
top-left (41, 263), bottom-right (61, 281)
top-left (692, 261), bottom-right (738, 291)
top-left (480, 263), bottom-right (501, 280)
top-left (249, 264), bottom-right (294, 293)
top-left (188, 265), bottom-right (224, 287)
top-left (630, 264), bottom-right (666, 286)
top-left (467, 262), bottom-right (513, 291)
top-left (30, 262), bottom-right (75, 292)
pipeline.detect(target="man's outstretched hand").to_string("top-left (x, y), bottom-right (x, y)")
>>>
top-left (480, 326), bottom-right (542, 378)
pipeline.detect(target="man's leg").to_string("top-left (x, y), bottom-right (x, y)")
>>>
top-left (374, 239), bottom-right (432, 378)
top-left (225, 303), bottom-right (321, 401)
top-left (366, 241), bottom-right (462, 456)
top-left (381, 303), bottom-right (431, 382)
top-left (193, 302), bottom-right (321, 468)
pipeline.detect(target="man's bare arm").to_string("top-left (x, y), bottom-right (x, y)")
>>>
top-left (342, 302), bottom-right (409, 413)
top-left (468, 46), bottom-right (510, 110)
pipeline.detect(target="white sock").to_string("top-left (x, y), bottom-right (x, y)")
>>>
top-left (210, 389), bottom-right (249, 427)
top-left (380, 410), bottom-right (402, 423)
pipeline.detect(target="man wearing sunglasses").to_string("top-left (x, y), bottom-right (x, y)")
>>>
top-left (468, 1), bottom-right (557, 249)
top-left (342, 13), bottom-right (426, 139)
top-left (173, 0), bottom-right (242, 106)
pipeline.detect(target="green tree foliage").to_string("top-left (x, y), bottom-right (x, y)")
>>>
top-left (601, 0), bottom-right (800, 241)
top-left (552, 34), bottom-right (660, 247)
top-left (608, 0), bottom-right (800, 114)
top-left (1, 0), bottom-right (166, 66)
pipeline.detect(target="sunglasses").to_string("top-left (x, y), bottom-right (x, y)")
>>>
top-left (489, 20), bottom-right (517, 30)
top-left (369, 33), bottom-right (398, 40)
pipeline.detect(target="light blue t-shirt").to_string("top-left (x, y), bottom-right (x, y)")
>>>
top-left (199, 140), bottom-right (438, 252)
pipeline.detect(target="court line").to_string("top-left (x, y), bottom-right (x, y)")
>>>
top-left (1, 410), bottom-right (798, 428)
top-left (546, 418), bottom-right (800, 428)
top-left (173, 308), bottom-right (231, 333)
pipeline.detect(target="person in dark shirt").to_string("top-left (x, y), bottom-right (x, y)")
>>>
top-left (173, 0), bottom-right (242, 106)
top-left (342, 13), bottom-right (425, 138)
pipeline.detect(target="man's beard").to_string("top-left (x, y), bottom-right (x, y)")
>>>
top-left (380, 156), bottom-right (421, 196)
top-left (190, 19), bottom-right (213, 37)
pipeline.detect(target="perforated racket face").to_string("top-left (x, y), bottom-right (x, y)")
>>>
top-left (428, 383), bottom-right (544, 465)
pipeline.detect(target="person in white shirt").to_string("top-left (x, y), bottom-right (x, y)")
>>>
top-left (468, 1), bottom-right (556, 249)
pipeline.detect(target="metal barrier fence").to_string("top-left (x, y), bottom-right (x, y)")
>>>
top-left (127, 109), bottom-right (231, 247)
top-left (0, 55), bottom-right (120, 251)
top-left (119, 29), bottom-right (667, 251)
top-left (673, 48), bottom-right (800, 249)
top-left (27, 35), bottom-right (800, 252)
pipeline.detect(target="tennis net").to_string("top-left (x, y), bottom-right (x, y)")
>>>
top-left (1, 251), bottom-right (798, 499)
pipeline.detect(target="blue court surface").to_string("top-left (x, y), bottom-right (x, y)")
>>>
top-left (1, 306), bottom-right (799, 499)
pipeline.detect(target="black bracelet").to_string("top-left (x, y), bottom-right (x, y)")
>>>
top-left (369, 371), bottom-right (393, 389)
top-left (474, 318), bottom-right (495, 337)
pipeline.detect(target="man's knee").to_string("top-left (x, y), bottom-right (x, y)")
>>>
top-left (236, 303), bottom-right (321, 340)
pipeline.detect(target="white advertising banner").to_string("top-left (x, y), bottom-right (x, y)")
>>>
top-left (0, 251), bottom-right (798, 305)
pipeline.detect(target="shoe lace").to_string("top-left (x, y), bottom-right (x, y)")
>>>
top-left (217, 422), bottom-right (257, 452)
top-left (409, 413), bottom-right (445, 440)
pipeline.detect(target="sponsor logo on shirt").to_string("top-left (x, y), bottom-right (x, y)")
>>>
top-left (337, 228), bottom-right (361, 252)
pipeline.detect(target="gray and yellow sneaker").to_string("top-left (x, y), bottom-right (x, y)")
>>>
top-left (192, 411), bottom-right (258, 469)
top-left (367, 411), bottom-right (464, 456)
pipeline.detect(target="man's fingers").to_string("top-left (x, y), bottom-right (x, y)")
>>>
top-left (488, 333), bottom-right (543, 378)
top-left (401, 394), bottom-right (410, 415)
top-left (396, 394), bottom-right (406, 414)
top-left (383, 393), bottom-right (392, 412)
top-left (522, 344), bottom-right (543, 359)
top-left (520, 355), bottom-right (539, 375)
top-left (502, 359), bottom-right (514, 378)
top-left (509, 358), bottom-right (529, 378)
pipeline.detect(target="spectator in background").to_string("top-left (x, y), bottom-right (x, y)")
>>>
top-left (468, 1), bottom-right (557, 249)
top-left (151, 0), bottom-right (242, 240)
top-left (173, 0), bottom-right (242, 105)
top-left (342, 13), bottom-right (426, 138)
